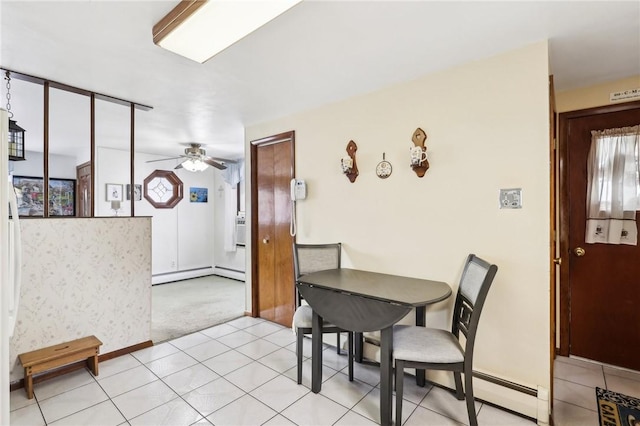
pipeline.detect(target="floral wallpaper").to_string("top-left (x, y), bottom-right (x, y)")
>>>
top-left (9, 217), bottom-right (152, 383)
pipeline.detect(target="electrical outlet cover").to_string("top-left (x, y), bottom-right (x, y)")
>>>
top-left (500, 188), bottom-right (522, 209)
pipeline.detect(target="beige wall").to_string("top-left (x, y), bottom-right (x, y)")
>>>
top-left (246, 42), bottom-right (551, 419)
top-left (556, 75), bottom-right (640, 112)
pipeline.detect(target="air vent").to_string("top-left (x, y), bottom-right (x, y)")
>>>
top-left (236, 212), bottom-right (246, 246)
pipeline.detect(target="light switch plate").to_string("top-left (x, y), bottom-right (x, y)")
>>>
top-left (500, 188), bottom-right (522, 209)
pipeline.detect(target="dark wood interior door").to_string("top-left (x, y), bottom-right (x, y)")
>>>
top-left (252, 132), bottom-right (295, 327)
top-left (564, 103), bottom-right (640, 370)
top-left (76, 161), bottom-right (91, 217)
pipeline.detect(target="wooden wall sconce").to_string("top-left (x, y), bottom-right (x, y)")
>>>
top-left (341, 140), bottom-right (359, 183)
top-left (410, 128), bottom-right (429, 178)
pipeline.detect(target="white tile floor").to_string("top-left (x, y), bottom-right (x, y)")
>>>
top-left (552, 355), bottom-right (640, 426)
top-left (13, 316), bottom-right (632, 425)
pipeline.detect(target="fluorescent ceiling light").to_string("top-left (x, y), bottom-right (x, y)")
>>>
top-left (153, 0), bottom-right (303, 63)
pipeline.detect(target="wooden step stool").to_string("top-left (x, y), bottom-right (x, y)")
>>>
top-left (18, 335), bottom-right (102, 399)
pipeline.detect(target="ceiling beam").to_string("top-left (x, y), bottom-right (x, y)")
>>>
top-left (1, 67), bottom-right (153, 111)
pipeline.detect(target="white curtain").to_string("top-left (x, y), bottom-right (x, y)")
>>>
top-left (223, 182), bottom-right (237, 252)
top-left (223, 161), bottom-right (242, 187)
top-left (223, 160), bottom-right (244, 252)
top-left (585, 125), bottom-right (640, 245)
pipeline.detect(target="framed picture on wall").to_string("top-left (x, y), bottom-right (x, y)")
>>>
top-left (126, 184), bottom-right (142, 201)
top-left (12, 175), bottom-right (44, 217)
top-left (189, 187), bottom-right (208, 203)
top-left (49, 178), bottom-right (76, 216)
top-left (12, 176), bottom-right (76, 217)
top-left (106, 183), bottom-right (123, 202)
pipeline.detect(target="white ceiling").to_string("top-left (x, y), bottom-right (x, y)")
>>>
top-left (1, 1), bottom-right (639, 159)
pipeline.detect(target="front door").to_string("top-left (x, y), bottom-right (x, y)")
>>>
top-left (251, 131), bottom-right (295, 327)
top-left (560, 101), bottom-right (640, 370)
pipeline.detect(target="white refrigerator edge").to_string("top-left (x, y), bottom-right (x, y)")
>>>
top-left (2, 108), bottom-right (24, 424)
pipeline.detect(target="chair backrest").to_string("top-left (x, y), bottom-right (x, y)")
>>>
top-left (293, 243), bottom-right (341, 306)
top-left (452, 254), bottom-right (498, 360)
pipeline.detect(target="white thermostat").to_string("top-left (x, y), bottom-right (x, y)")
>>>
top-left (500, 188), bottom-right (522, 209)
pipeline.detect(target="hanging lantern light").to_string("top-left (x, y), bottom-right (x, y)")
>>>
top-left (5, 71), bottom-right (26, 161)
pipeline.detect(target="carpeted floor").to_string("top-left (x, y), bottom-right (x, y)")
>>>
top-left (151, 275), bottom-right (245, 343)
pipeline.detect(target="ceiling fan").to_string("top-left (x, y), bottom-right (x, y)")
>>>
top-left (146, 143), bottom-right (228, 171)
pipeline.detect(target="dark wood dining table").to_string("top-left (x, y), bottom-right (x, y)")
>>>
top-left (296, 268), bottom-right (451, 426)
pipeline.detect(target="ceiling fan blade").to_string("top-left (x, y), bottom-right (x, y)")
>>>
top-left (146, 156), bottom-right (184, 163)
top-left (203, 157), bottom-right (227, 170)
top-left (206, 155), bottom-right (236, 164)
top-left (174, 162), bottom-right (184, 169)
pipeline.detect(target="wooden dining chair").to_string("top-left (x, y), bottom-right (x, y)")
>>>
top-left (393, 254), bottom-right (498, 426)
top-left (292, 243), bottom-right (354, 384)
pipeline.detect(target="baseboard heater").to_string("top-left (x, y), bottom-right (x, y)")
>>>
top-left (474, 371), bottom-right (548, 424)
top-left (473, 371), bottom-right (537, 397)
top-left (152, 267), bottom-right (215, 285)
top-left (213, 266), bottom-right (245, 282)
top-left (214, 266), bottom-right (243, 274)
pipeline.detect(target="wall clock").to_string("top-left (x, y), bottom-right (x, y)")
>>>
top-left (143, 170), bottom-right (183, 208)
top-left (376, 153), bottom-right (392, 179)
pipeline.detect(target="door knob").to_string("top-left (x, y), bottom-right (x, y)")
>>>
top-left (574, 247), bottom-right (586, 257)
top-left (553, 257), bottom-right (562, 265)
top-left (262, 236), bottom-right (270, 244)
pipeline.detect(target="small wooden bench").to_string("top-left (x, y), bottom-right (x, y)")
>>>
top-left (18, 336), bottom-right (103, 399)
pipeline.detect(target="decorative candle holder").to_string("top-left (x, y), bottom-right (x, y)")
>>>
top-left (111, 200), bottom-right (121, 216)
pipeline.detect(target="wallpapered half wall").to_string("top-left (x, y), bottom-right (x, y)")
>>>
top-left (9, 217), bottom-right (152, 383)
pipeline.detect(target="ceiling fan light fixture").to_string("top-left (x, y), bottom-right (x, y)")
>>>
top-left (181, 158), bottom-right (209, 172)
top-left (152, 0), bottom-right (303, 63)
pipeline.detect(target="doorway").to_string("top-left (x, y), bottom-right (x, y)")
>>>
top-left (558, 100), bottom-right (640, 371)
top-left (151, 275), bottom-right (245, 343)
top-left (76, 161), bottom-right (91, 217)
top-left (250, 131), bottom-right (296, 327)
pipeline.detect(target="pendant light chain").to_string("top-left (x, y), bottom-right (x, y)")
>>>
top-left (5, 71), bottom-right (14, 119)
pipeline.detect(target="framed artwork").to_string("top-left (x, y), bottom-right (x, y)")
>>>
top-left (12, 175), bottom-right (76, 217)
top-left (190, 187), bottom-right (208, 203)
top-left (12, 176), bottom-right (44, 217)
top-left (49, 178), bottom-right (76, 216)
top-left (106, 183), bottom-right (123, 202)
top-left (126, 184), bottom-right (142, 201)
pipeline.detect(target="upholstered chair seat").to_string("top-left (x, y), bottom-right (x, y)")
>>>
top-left (292, 305), bottom-right (339, 329)
top-left (393, 325), bottom-right (464, 364)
